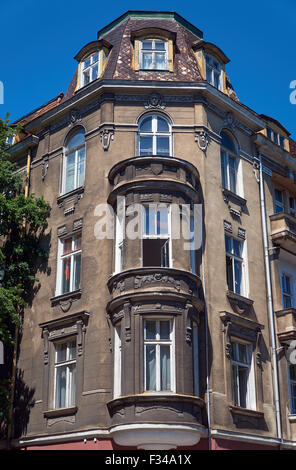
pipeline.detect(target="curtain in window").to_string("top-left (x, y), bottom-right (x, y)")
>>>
top-left (160, 345), bottom-right (170, 390)
top-left (146, 345), bottom-right (156, 391)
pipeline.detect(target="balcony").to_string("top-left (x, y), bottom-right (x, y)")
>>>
top-left (270, 213), bottom-right (296, 254)
top-left (108, 155), bottom-right (200, 204)
top-left (275, 308), bottom-right (296, 343)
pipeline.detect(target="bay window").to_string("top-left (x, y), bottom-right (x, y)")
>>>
top-left (144, 319), bottom-right (175, 392)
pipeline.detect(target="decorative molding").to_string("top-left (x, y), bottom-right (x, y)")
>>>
top-left (57, 225), bottom-right (67, 237)
top-left (224, 220), bottom-right (232, 234)
top-left (144, 92), bottom-right (165, 110)
top-left (43, 328), bottom-right (49, 365)
top-left (73, 218), bottom-right (83, 231)
top-left (255, 329), bottom-right (262, 368)
top-left (222, 188), bottom-right (247, 217)
top-left (123, 301), bottom-right (131, 342)
top-left (195, 130), bottom-right (209, 152)
top-left (100, 128), bottom-right (114, 151)
top-left (237, 227), bottom-right (246, 240)
top-left (223, 111), bottom-right (237, 132)
top-left (57, 187), bottom-right (84, 216)
top-left (50, 289), bottom-right (82, 312)
top-left (222, 317), bottom-right (232, 359)
top-left (226, 290), bottom-right (254, 316)
top-left (41, 155), bottom-right (49, 181)
top-left (68, 109), bottom-right (82, 127)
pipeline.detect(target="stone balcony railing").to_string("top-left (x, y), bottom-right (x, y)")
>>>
top-left (270, 212), bottom-right (296, 254)
top-left (108, 155), bottom-right (200, 204)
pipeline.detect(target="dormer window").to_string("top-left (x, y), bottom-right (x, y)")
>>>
top-left (140, 39), bottom-right (168, 70)
top-left (205, 54), bottom-right (222, 90)
top-left (81, 52), bottom-right (100, 87)
top-left (266, 126), bottom-right (286, 149)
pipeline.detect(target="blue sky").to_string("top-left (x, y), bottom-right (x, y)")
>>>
top-left (1, 0), bottom-right (296, 137)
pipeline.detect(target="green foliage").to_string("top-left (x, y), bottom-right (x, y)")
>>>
top-left (0, 116), bottom-right (50, 427)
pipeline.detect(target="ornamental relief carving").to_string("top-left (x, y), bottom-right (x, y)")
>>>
top-left (134, 273), bottom-right (181, 291)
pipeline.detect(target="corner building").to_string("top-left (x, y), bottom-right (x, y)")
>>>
top-left (7, 11), bottom-right (296, 450)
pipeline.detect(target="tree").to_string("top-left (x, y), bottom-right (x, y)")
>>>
top-left (0, 116), bottom-right (50, 438)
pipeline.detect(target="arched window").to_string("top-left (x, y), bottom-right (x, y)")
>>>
top-left (220, 130), bottom-right (238, 194)
top-left (62, 128), bottom-right (86, 194)
top-left (138, 114), bottom-right (171, 156)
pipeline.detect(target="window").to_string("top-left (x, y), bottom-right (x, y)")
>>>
top-left (138, 114), bottom-right (171, 156)
top-left (289, 196), bottom-right (296, 217)
top-left (54, 340), bottom-right (76, 409)
top-left (114, 198), bottom-right (125, 274)
top-left (57, 234), bottom-right (82, 295)
top-left (144, 319), bottom-right (175, 392)
top-left (140, 39), bottom-right (168, 70)
top-left (220, 130), bottom-right (238, 194)
top-left (81, 52), bottom-right (100, 87)
top-left (279, 135), bottom-right (285, 149)
top-left (231, 341), bottom-right (255, 409)
top-left (282, 273), bottom-right (292, 309)
top-left (113, 325), bottom-right (122, 399)
top-left (225, 235), bottom-right (244, 296)
top-left (274, 189), bottom-right (284, 213)
top-left (289, 364), bottom-right (296, 414)
top-left (205, 54), bottom-right (222, 90)
top-left (142, 204), bottom-right (171, 268)
top-left (192, 322), bottom-right (199, 396)
top-left (266, 126), bottom-right (286, 149)
top-left (62, 128), bottom-right (85, 195)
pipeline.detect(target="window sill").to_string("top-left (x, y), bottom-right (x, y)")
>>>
top-left (222, 187), bottom-right (247, 215)
top-left (288, 414), bottom-right (296, 423)
top-left (50, 289), bottom-right (82, 309)
top-left (44, 406), bottom-right (78, 419)
top-left (229, 405), bottom-right (264, 419)
top-left (226, 290), bottom-right (254, 315)
top-left (57, 186), bottom-right (84, 205)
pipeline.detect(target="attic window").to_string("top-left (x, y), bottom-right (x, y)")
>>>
top-left (266, 127), bottom-right (285, 149)
top-left (205, 54), bottom-right (222, 90)
top-left (140, 39), bottom-right (168, 70)
top-left (81, 52), bottom-right (100, 87)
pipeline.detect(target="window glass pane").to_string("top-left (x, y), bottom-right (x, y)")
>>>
top-left (56, 343), bottom-right (67, 363)
top-left (142, 40), bottom-right (153, 50)
top-left (92, 52), bottom-right (99, 63)
top-left (266, 127), bottom-right (272, 139)
top-left (73, 253), bottom-right (81, 291)
top-left (145, 321), bottom-right (157, 340)
top-left (68, 364), bottom-right (76, 406)
top-left (221, 131), bottom-right (236, 153)
top-left (83, 69), bottom-right (90, 85)
top-left (225, 235), bottom-right (232, 253)
top-left (291, 383), bottom-right (296, 414)
top-left (238, 367), bottom-right (248, 408)
top-left (140, 116), bottom-right (153, 132)
top-left (220, 151), bottom-right (227, 188)
top-left (67, 129), bottom-right (85, 151)
top-left (160, 321), bottom-right (170, 339)
top-left (275, 189), bottom-right (283, 203)
top-left (160, 345), bottom-right (171, 390)
top-left (83, 57), bottom-right (91, 69)
top-left (155, 52), bottom-right (166, 69)
top-left (214, 71), bottom-right (220, 89)
top-left (65, 152), bottom-right (76, 193)
top-left (157, 117), bottom-right (169, 132)
top-left (63, 237), bottom-right (73, 255)
top-left (144, 206), bottom-right (156, 235)
top-left (228, 155), bottom-right (236, 193)
top-left (233, 239), bottom-right (242, 258)
top-left (157, 207), bottom-right (169, 235)
top-left (69, 341), bottom-right (76, 360)
top-left (140, 136), bottom-right (153, 155)
top-left (156, 136), bottom-right (170, 156)
top-left (232, 364), bottom-right (239, 404)
top-left (290, 365), bottom-right (296, 382)
top-left (62, 257), bottom-right (71, 294)
top-left (237, 343), bottom-right (248, 364)
top-left (142, 52), bottom-right (153, 69)
top-left (280, 136), bottom-right (285, 148)
top-left (234, 258), bottom-right (242, 294)
top-left (91, 63), bottom-right (98, 81)
top-left (74, 234), bottom-right (82, 251)
top-left (146, 345), bottom-right (156, 390)
top-left (154, 40), bottom-right (165, 50)
top-left (55, 366), bottom-right (67, 408)
top-left (77, 148), bottom-right (85, 188)
top-left (206, 65), bottom-right (212, 84)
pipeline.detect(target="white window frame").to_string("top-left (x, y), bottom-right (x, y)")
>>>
top-left (281, 273), bottom-right (293, 309)
top-left (53, 339), bottom-right (76, 409)
top-left (221, 147), bottom-right (238, 194)
top-left (56, 234), bottom-right (82, 296)
top-left (141, 203), bottom-right (172, 268)
top-left (205, 54), bottom-right (222, 90)
top-left (225, 235), bottom-right (245, 296)
top-left (139, 39), bottom-right (168, 70)
top-left (143, 318), bottom-right (175, 393)
top-left (138, 114), bottom-right (172, 156)
top-left (80, 52), bottom-right (100, 87)
top-left (62, 131), bottom-right (86, 195)
top-left (113, 325), bottom-right (122, 399)
top-left (114, 198), bottom-right (125, 274)
top-left (231, 340), bottom-right (256, 410)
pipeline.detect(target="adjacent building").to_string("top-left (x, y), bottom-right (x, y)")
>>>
top-left (4, 10), bottom-right (296, 450)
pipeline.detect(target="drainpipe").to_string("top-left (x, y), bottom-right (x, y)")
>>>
top-left (258, 155), bottom-right (282, 443)
top-left (201, 205), bottom-right (211, 449)
top-left (7, 147), bottom-right (32, 449)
